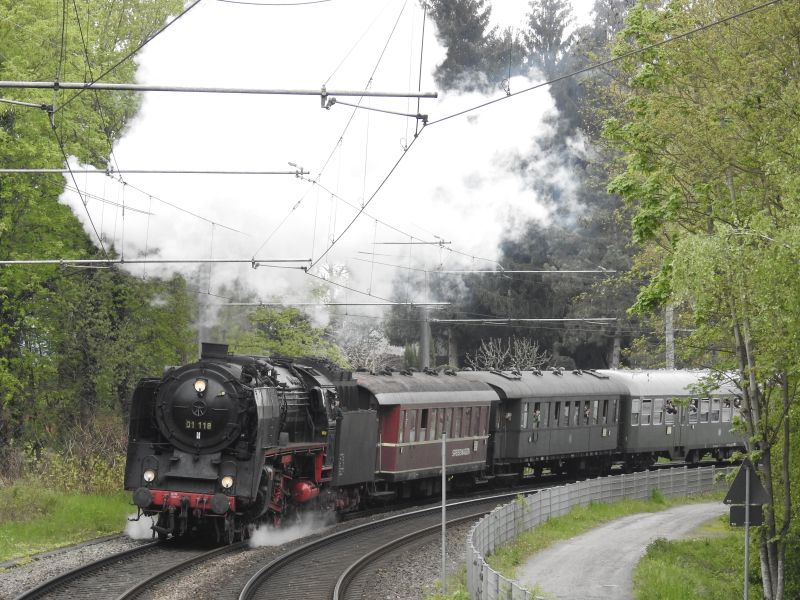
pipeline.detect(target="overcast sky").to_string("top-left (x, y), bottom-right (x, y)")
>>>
top-left (61, 0), bottom-right (596, 306)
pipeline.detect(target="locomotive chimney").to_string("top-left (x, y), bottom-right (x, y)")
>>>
top-left (201, 342), bottom-right (230, 359)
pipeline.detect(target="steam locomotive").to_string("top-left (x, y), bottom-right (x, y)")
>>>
top-left (124, 343), bottom-right (745, 543)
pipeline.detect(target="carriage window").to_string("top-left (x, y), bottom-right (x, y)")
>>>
top-left (480, 406), bottom-right (489, 434)
top-left (521, 403), bottom-right (529, 429)
top-left (653, 399), bottom-right (664, 425)
top-left (562, 402), bottom-right (570, 427)
top-left (711, 399), bottom-right (721, 423)
top-left (471, 406), bottom-right (480, 435)
top-left (700, 399), bottom-right (710, 423)
top-left (592, 400), bottom-right (599, 425)
top-left (665, 399), bottom-right (677, 425)
top-left (453, 408), bottom-right (462, 438)
top-left (399, 410), bottom-right (406, 441)
top-left (641, 399), bottom-right (652, 425)
top-left (688, 399), bottom-right (699, 423)
top-left (533, 402), bottom-right (542, 429)
top-left (614, 399), bottom-right (619, 423)
top-left (463, 407), bottom-right (472, 436)
top-left (631, 399), bottom-right (641, 426)
top-left (722, 399), bottom-right (732, 423)
top-left (438, 409), bottom-right (445, 438)
top-left (429, 409), bottom-right (438, 440)
top-left (602, 399), bottom-right (609, 425)
top-left (572, 401), bottom-right (581, 426)
top-left (583, 401), bottom-right (591, 425)
top-left (407, 410), bottom-right (417, 442)
top-left (445, 409), bottom-right (453, 438)
top-left (419, 409), bottom-right (429, 440)
top-left (553, 402), bottom-right (561, 427)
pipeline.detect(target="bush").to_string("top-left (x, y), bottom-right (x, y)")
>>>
top-left (0, 414), bottom-right (127, 494)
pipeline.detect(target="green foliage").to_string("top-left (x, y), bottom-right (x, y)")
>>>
top-left (649, 487), bottom-right (665, 504)
top-left (0, 0), bottom-right (195, 464)
top-left (633, 516), bottom-right (763, 600)
top-left (229, 306), bottom-right (346, 364)
top-left (403, 343), bottom-right (419, 369)
top-left (425, 566), bottom-right (470, 600)
top-left (603, 2), bottom-right (800, 595)
top-left (0, 481), bottom-right (132, 562)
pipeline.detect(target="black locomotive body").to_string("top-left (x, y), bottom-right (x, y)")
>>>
top-left (125, 343), bottom-right (367, 542)
top-left (124, 344), bottom-right (746, 542)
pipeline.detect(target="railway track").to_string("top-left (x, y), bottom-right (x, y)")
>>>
top-left (238, 492), bottom-right (522, 600)
top-left (13, 540), bottom-right (242, 600)
top-left (333, 511), bottom-right (482, 600)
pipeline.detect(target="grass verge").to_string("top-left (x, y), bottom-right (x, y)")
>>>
top-left (0, 481), bottom-right (133, 563)
top-left (426, 491), bottom-right (726, 600)
top-left (633, 515), bottom-right (763, 599)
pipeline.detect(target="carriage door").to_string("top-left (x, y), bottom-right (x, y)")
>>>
top-left (487, 402), bottom-right (506, 462)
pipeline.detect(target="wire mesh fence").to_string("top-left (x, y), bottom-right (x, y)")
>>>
top-left (466, 466), bottom-right (732, 600)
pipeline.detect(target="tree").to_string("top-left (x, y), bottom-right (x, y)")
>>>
top-left (335, 318), bottom-right (393, 372)
top-left (524, 0), bottom-right (575, 79)
top-left (0, 0), bottom-right (189, 464)
top-left (604, 1), bottom-right (800, 596)
top-left (426, 0), bottom-right (499, 90)
top-left (229, 306), bottom-right (346, 365)
top-left (465, 336), bottom-right (550, 371)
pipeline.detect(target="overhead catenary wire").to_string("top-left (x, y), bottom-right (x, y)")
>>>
top-left (11, 0), bottom-right (774, 301)
top-left (217, 0), bottom-right (334, 5)
top-left (0, 257), bottom-right (310, 266)
top-left (0, 168), bottom-right (308, 175)
top-left (219, 301), bottom-right (452, 307)
top-left (0, 80), bottom-right (438, 100)
top-left (108, 177), bottom-right (250, 236)
top-left (309, 130), bottom-right (423, 270)
top-left (251, 0), bottom-right (413, 263)
top-left (431, 318), bottom-right (619, 323)
top-left (63, 185), bottom-right (152, 214)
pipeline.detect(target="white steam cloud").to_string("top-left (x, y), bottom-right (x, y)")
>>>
top-left (248, 512), bottom-right (333, 548)
top-left (125, 514), bottom-right (156, 540)
top-left (58, 1), bottom-right (580, 304)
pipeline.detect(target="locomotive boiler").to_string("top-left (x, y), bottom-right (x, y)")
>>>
top-left (124, 343), bottom-right (370, 543)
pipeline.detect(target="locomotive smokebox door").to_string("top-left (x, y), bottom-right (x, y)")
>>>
top-left (332, 410), bottom-right (378, 487)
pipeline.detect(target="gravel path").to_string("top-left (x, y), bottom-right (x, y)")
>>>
top-left (516, 502), bottom-right (727, 600)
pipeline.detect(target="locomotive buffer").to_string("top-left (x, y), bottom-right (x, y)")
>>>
top-left (723, 458), bottom-right (770, 599)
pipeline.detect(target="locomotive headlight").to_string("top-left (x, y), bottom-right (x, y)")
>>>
top-left (221, 475), bottom-right (234, 489)
top-left (143, 469), bottom-right (156, 483)
top-left (194, 378), bottom-right (208, 394)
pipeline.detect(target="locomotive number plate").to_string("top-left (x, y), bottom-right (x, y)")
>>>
top-left (185, 420), bottom-right (213, 431)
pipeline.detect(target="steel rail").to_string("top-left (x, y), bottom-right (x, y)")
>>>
top-left (238, 492), bottom-right (524, 600)
top-left (13, 542), bottom-right (160, 600)
top-left (332, 511), bottom-right (488, 600)
top-left (114, 541), bottom-right (247, 600)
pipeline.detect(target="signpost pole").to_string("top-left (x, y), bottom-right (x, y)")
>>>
top-left (744, 466), bottom-right (750, 600)
top-left (442, 432), bottom-right (447, 595)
